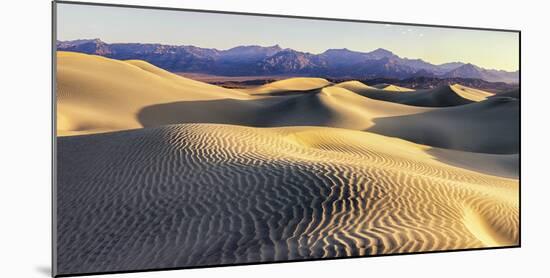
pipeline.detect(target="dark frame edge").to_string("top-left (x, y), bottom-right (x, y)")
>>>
top-left (52, 1), bottom-right (58, 277)
top-left (518, 30), bottom-right (522, 248)
top-left (53, 245), bottom-right (520, 277)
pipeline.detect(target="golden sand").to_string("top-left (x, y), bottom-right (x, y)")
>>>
top-left (243, 77), bottom-right (331, 95)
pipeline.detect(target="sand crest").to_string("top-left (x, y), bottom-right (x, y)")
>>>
top-left (244, 77), bottom-right (332, 95)
top-left (372, 83), bottom-right (414, 92)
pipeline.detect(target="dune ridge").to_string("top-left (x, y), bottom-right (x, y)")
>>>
top-left (243, 77), bottom-right (331, 95)
top-left (57, 124), bottom-right (518, 274)
top-left (372, 83), bottom-right (414, 92)
top-left (334, 80), bottom-right (377, 91)
top-left (450, 84), bottom-right (494, 101)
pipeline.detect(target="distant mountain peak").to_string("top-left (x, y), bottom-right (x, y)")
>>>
top-left (325, 47), bottom-right (351, 52)
top-left (370, 48), bottom-right (395, 56)
top-left (323, 48), bottom-right (353, 53)
top-left (219, 44), bottom-right (284, 63)
top-left (462, 62), bottom-right (478, 68)
top-left (443, 63), bottom-right (484, 79)
top-left (371, 48), bottom-right (393, 54)
top-left (364, 48), bottom-right (397, 60)
top-left (454, 63), bottom-right (483, 72)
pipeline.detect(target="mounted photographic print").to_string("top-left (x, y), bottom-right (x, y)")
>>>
top-left (53, 1), bottom-right (520, 276)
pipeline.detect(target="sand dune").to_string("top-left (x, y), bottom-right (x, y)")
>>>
top-left (372, 83), bottom-right (414, 92)
top-left (57, 124), bottom-right (518, 274)
top-left (56, 51), bottom-right (252, 136)
top-left (370, 96), bottom-right (519, 154)
top-left (334, 80), bottom-right (377, 91)
top-left (244, 77), bottom-right (331, 95)
top-left (252, 86), bottom-right (428, 129)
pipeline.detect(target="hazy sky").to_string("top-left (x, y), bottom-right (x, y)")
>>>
top-left (57, 3), bottom-right (519, 71)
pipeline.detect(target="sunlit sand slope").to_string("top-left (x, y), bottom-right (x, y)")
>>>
top-left (243, 77), bottom-right (331, 95)
top-left (450, 84), bottom-right (494, 101)
top-left (56, 51), bottom-right (252, 136)
top-left (57, 124), bottom-right (518, 274)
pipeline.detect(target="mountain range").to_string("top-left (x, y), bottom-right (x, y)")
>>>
top-left (56, 38), bottom-right (519, 83)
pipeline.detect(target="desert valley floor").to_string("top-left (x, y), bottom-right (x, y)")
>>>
top-left (55, 51), bottom-right (519, 275)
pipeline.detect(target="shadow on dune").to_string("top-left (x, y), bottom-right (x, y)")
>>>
top-left (138, 98), bottom-right (261, 127)
top-left (368, 97), bottom-right (519, 154)
top-left (349, 85), bottom-right (476, 107)
top-left (136, 94), bottom-right (337, 129)
top-left (490, 88), bottom-right (520, 100)
top-left (426, 148), bottom-right (519, 179)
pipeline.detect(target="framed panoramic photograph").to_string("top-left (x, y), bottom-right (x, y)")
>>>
top-left (52, 1), bottom-right (520, 276)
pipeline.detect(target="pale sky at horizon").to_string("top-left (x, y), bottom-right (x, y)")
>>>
top-left (56, 3), bottom-right (519, 71)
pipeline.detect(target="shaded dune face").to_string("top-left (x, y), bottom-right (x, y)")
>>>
top-left (491, 88), bottom-right (520, 100)
top-left (370, 97), bottom-right (519, 154)
top-left (57, 124), bottom-right (518, 275)
top-left (337, 84), bottom-right (492, 107)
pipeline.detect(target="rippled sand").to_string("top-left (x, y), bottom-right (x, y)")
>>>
top-left (57, 124), bottom-right (518, 274)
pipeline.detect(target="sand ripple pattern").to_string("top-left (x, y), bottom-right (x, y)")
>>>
top-left (57, 124), bottom-right (518, 275)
